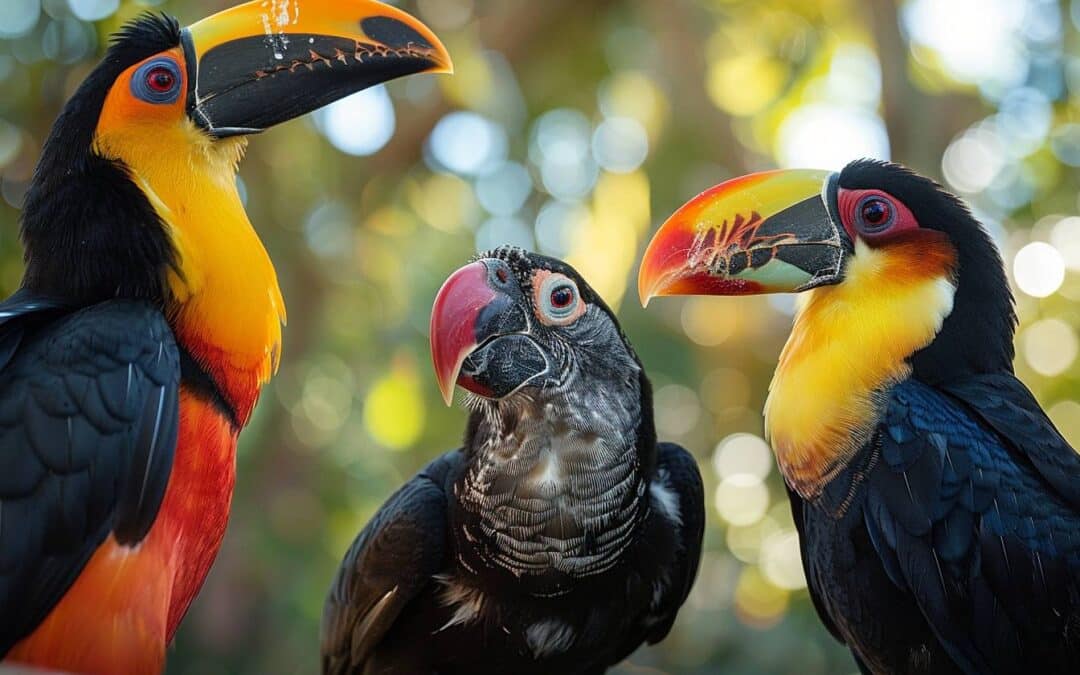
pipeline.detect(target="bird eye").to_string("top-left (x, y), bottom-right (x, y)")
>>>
top-left (131, 58), bottom-right (182, 104)
top-left (146, 67), bottom-right (175, 93)
top-left (855, 195), bottom-right (895, 233)
top-left (534, 272), bottom-right (584, 326)
top-left (550, 285), bottom-right (574, 309)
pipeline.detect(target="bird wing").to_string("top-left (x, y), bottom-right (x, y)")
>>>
top-left (320, 450), bottom-right (464, 675)
top-left (0, 295), bottom-right (180, 655)
top-left (940, 372), bottom-right (1080, 509)
top-left (643, 442), bottom-right (706, 644)
top-left (862, 378), bottom-right (1080, 674)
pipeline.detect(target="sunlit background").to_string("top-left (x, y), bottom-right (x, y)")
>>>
top-left (1, 0), bottom-right (1078, 673)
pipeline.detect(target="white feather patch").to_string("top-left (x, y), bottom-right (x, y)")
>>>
top-left (525, 618), bottom-right (575, 658)
top-left (434, 575), bottom-right (486, 631)
top-left (650, 472), bottom-right (682, 527)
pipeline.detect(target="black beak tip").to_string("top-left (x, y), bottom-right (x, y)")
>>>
top-left (360, 16), bottom-right (435, 52)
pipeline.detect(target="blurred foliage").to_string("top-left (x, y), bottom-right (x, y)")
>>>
top-left (1, 0), bottom-right (1079, 673)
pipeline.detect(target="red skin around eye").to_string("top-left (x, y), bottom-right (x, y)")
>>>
top-left (837, 188), bottom-right (920, 243)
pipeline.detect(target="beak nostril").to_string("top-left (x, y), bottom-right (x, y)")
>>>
top-left (486, 260), bottom-right (512, 287)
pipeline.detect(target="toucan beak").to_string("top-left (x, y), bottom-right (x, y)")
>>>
top-left (182, 0), bottom-right (452, 138)
top-left (430, 259), bottom-right (547, 406)
top-left (638, 169), bottom-right (850, 306)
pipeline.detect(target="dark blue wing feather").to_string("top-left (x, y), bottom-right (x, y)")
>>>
top-left (941, 373), bottom-right (1080, 509)
top-left (863, 379), bottom-right (1080, 674)
top-left (0, 295), bottom-right (180, 655)
top-left (0, 289), bottom-right (67, 372)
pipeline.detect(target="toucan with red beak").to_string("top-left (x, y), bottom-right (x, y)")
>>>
top-left (639, 160), bottom-right (1080, 674)
top-left (0, 2), bottom-right (450, 673)
top-left (321, 247), bottom-right (705, 674)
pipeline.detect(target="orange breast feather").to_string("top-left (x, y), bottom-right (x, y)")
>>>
top-left (7, 390), bottom-right (237, 675)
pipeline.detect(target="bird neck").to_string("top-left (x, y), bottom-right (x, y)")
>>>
top-left (92, 122), bottom-right (285, 425)
top-left (765, 234), bottom-right (957, 498)
top-left (909, 218), bottom-right (1016, 383)
top-left (454, 386), bottom-right (648, 590)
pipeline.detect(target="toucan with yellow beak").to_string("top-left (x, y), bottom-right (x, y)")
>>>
top-left (0, 2), bottom-right (449, 673)
top-left (639, 160), bottom-right (1080, 673)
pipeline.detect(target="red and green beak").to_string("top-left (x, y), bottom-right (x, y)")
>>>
top-left (182, 0), bottom-right (452, 137)
top-left (430, 259), bottom-right (548, 406)
top-left (638, 169), bottom-right (851, 305)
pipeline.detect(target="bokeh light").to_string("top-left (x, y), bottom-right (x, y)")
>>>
top-left (597, 71), bottom-right (665, 137)
top-left (777, 104), bottom-right (889, 170)
top-left (682, 297), bottom-right (737, 347)
top-left (1022, 318), bottom-right (1078, 377)
top-left (942, 128), bottom-right (1006, 193)
top-left (1050, 217), bottom-right (1080, 270)
top-left (67, 0), bottom-right (119, 22)
top-left (715, 474), bottom-right (770, 526)
top-left (712, 433), bottom-right (773, 481)
top-left (707, 47), bottom-right (785, 117)
top-left (530, 109), bottom-right (599, 200)
top-left (760, 530), bottom-right (807, 590)
top-left (727, 516), bottom-right (781, 565)
top-left (534, 200), bottom-right (589, 257)
top-left (1049, 400), bottom-right (1080, 447)
top-left (592, 116), bottom-right (649, 173)
top-left (314, 86), bottom-right (395, 157)
top-left (0, 0), bottom-right (39, 39)
top-left (475, 161), bottom-right (532, 216)
top-left (362, 359), bottom-right (425, 450)
top-left (1013, 241), bottom-right (1065, 297)
top-left (428, 111), bottom-right (508, 176)
top-left (475, 215), bottom-right (534, 252)
top-left (825, 45), bottom-right (882, 108)
top-left (303, 202), bottom-right (352, 259)
top-left (996, 87), bottom-right (1053, 157)
top-left (902, 0), bottom-right (1026, 89)
top-left (734, 566), bottom-right (789, 628)
top-left (654, 384), bottom-right (702, 437)
top-left (0, 120), bottom-right (22, 169)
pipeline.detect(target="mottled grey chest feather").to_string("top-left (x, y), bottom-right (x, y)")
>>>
top-left (457, 378), bottom-right (644, 578)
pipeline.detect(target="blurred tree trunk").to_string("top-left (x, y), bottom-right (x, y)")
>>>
top-left (867, 0), bottom-right (985, 176)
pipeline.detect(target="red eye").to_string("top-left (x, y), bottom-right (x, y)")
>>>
top-left (146, 66), bottom-right (175, 93)
top-left (550, 286), bottom-right (574, 308)
top-left (859, 197), bottom-right (892, 228)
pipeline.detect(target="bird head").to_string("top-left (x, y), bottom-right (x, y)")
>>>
top-left (639, 159), bottom-right (1016, 382)
top-left (97, 0), bottom-right (451, 144)
top-left (20, 0), bottom-right (451, 304)
top-left (431, 246), bottom-right (649, 418)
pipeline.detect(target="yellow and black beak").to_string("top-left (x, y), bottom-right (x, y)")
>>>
top-left (181, 0), bottom-right (452, 138)
top-left (638, 169), bottom-right (851, 305)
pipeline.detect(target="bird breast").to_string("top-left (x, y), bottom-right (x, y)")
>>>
top-left (457, 391), bottom-right (645, 578)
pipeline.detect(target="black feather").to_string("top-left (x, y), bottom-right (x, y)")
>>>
top-left (20, 14), bottom-right (181, 305)
top-left (0, 295), bottom-right (180, 655)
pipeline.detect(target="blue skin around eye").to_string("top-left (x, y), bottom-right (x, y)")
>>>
top-left (130, 58), bottom-right (181, 105)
